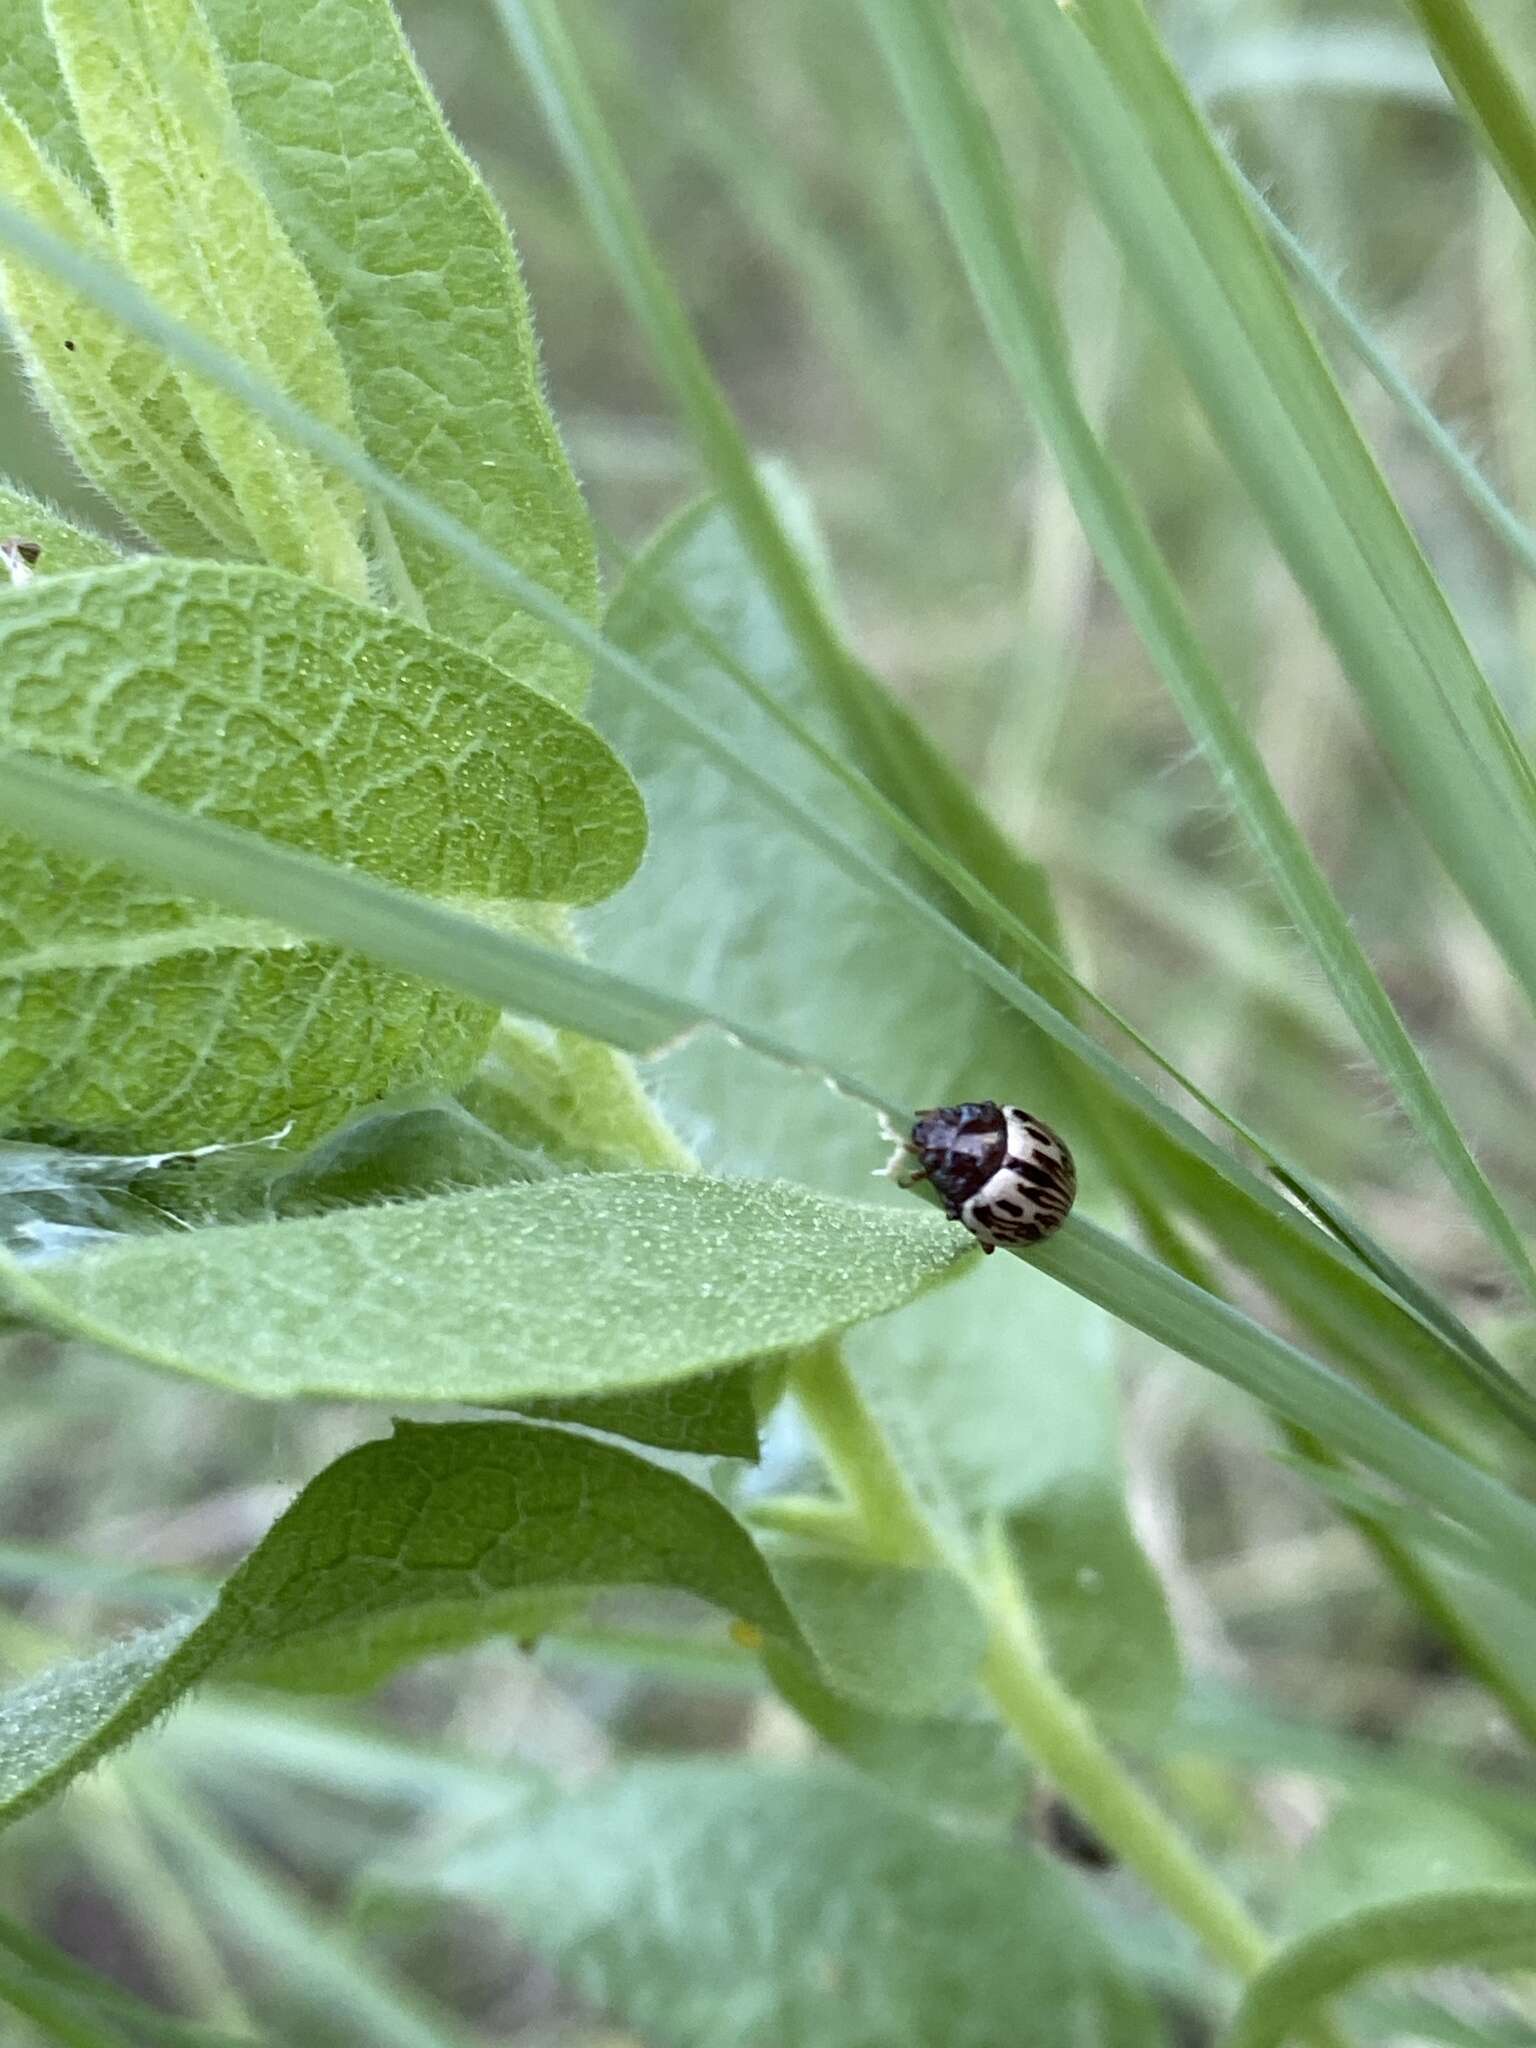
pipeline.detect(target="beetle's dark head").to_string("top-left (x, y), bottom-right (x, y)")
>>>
top-left (908, 1100), bottom-right (1008, 1205)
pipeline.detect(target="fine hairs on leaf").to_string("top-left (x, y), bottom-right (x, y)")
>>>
top-left (0, 1420), bottom-right (803, 1827)
top-left (0, 559), bottom-right (646, 1148)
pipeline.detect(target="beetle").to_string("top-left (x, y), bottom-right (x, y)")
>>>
top-left (898, 1099), bottom-right (1076, 1252)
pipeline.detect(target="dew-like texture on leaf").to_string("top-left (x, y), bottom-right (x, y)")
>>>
top-left (0, 558), bottom-right (645, 1147)
top-left (589, 487), bottom-right (1064, 1196)
top-left (400, 1761), bottom-right (1159, 2048)
top-left (7, 1174), bottom-right (964, 1399)
top-left (199, 0), bottom-right (600, 699)
top-left (0, 1421), bottom-right (794, 1827)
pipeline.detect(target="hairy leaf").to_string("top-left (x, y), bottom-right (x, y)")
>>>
top-left (0, 1420), bottom-right (796, 1827)
top-left (0, 99), bottom-right (250, 557)
top-left (44, 0), bottom-right (368, 592)
top-left (203, 0), bottom-right (599, 698)
top-left (3, 1173), bottom-right (964, 1399)
top-left (0, 558), bottom-right (644, 1146)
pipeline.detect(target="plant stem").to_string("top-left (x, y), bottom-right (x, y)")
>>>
top-left (788, 1341), bottom-right (1347, 2038)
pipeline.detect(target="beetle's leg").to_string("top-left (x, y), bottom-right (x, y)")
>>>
top-left (894, 1160), bottom-right (930, 1189)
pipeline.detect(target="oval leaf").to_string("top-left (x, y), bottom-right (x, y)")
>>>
top-left (3, 1174), bottom-right (965, 1399)
top-left (0, 1419), bottom-right (797, 1829)
top-left (0, 558), bottom-right (645, 1146)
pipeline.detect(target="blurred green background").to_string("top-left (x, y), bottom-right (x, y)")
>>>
top-left (4, 0), bottom-right (1536, 2039)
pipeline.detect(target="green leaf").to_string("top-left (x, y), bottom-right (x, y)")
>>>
top-left (2, 1173), bottom-right (964, 1400)
top-left (0, 1419), bottom-right (797, 1828)
top-left (519, 1370), bottom-right (761, 1463)
top-left (1223, 1889), bottom-right (1536, 2048)
top-left (43, 0), bottom-right (368, 593)
top-left (0, 557), bottom-right (644, 1147)
top-left (0, 12), bottom-right (94, 192)
top-left (1279, 1787), bottom-right (1536, 1937)
top-left (389, 1760), bottom-right (1164, 2048)
top-left (0, 100), bottom-right (250, 557)
top-left (850, 1252), bottom-right (1180, 1739)
top-left (766, 1554), bottom-right (986, 1716)
top-left (202, 0), bottom-right (599, 699)
top-left (764, 1645), bottom-right (1032, 1819)
top-left (0, 480), bottom-right (119, 572)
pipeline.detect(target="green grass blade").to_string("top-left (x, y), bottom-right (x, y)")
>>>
top-left (989, 0), bottom-right (1536, 1009)
top-left (1400, 0), bottom-right (1536, 242)
top-left (490, 0), bottom-right (961, 852)
top-left (1033, 1219), bottom-right (1536, 1589)
top-left (859, 0), bottom-right (1536, 1304)
top-left (1246, 177), bottom-right (1536, 582)
top-left (0, 750), bottom-right (897, 1117)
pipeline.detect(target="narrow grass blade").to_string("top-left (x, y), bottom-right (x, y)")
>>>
top-left (991, 0), bottom-right (1536, 1012)
top-left (1032, 1219), bottom-right (1536, 1589)
top-left (0, 750), bottom-right (899, 1118)
top-left (1246, 178), bottom-right (1536, 582)
top-left (1400, 0), bottom-right (1536, 242)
